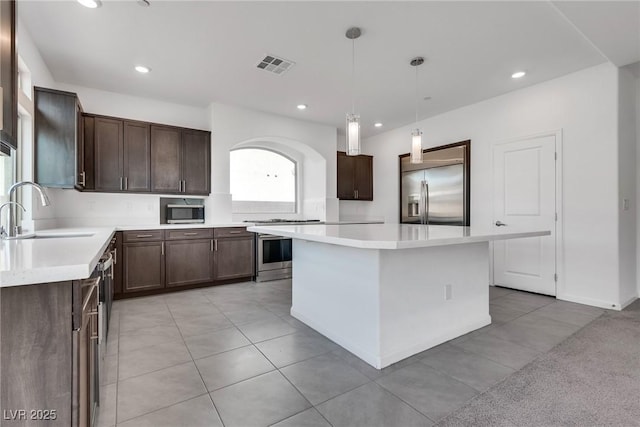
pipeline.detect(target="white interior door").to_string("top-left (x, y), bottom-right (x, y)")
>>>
top-left (493, 134), bottom-right (556, 296)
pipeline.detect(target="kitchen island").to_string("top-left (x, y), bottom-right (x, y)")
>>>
top-left (247, 223), bottom-right (550, 369)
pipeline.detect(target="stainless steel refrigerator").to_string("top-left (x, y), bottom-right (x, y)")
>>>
top-left (399, 141), bottom-right (470, 225)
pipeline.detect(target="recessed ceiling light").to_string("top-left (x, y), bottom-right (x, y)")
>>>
top-left (297, 104), bottom-right (307, 110)
top-left (423, 96), bottom-right (432, 101)
top-left (374, 122), bottom-right (383, 128)
top-left (78, 0), bottom-right (101, 8)
top-left (135, 65), bottom-right (151, 74)
top-left (511, 71), bottom-right (526, 79)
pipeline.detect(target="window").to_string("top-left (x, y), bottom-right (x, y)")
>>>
top-left (230, 148), bottom-right (296, 213)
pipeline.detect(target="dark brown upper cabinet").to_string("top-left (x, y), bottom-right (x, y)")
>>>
top-left (83, 114), bottom-right (152, 192)
top-left (182, 129), bottom-right (211, 194)
top-left (151, 125), bottom-right (211, 195)
top-left (150, 125), bottom-right (182, 193)
top-left (34, 87), bottom-right (83, 188)
top-left (68, 110), bottom-right (209, 195)
top-left (123, 121), bottom-right (151, 192)
top-left (337, 151), bottom-right (373, 201)
top-left (0, 0), bottom-right (17, 150)
top-left (94, 116), bottom-right (124, 191)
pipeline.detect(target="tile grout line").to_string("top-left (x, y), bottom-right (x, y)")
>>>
top-left (165, 294), bottom-right (228, 427)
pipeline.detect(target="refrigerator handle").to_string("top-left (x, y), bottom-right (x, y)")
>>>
top-left (420, 180), bottom-right (430, 226)
top-left (425, 181), bottom-right (429, 226)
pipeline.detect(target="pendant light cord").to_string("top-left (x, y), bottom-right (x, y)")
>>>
top-left (414, 64), bottom-right (418, 125)
top-left (351, 38), bottom-right (355, 114)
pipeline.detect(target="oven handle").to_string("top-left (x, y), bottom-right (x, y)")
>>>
top-left (258, 234), bottom-right (292, 240)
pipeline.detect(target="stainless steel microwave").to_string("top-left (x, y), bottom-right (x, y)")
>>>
top-left (166, 204), bottom-right (205, 224)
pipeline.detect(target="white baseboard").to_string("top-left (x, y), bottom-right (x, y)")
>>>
top-left (556, 293), bottom-right (621, 311)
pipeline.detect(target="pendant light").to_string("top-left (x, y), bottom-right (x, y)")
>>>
top-left (410, 57), bottom-right (425, 164)
top-left (346, 27), bottom-right (361, 156)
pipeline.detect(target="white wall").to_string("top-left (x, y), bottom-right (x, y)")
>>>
top-left (17, 18), bottom-right (54, 88)
top-left (618, 65), bottom-right (637, 306)
top-left (209, 102), bottom-right (338, 223)
top-left (342, 63), bottom-right (624, 309)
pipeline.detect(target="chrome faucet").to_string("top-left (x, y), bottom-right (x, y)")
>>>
top-left (0, 201), bottom-right (26, 239)
top-left (6, 181), bottom-right (51, 238)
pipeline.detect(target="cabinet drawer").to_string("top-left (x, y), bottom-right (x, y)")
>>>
top-left (214, 227), bottom-right (252, 238)
top-left (165, 228), bottom-right (213, 240)
top-left (123, 230), bottom-right (164, 242)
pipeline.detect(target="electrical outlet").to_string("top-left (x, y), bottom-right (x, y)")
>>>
top-left (445, 284), bottom-right (453, 300)
top-left (623, 198), bottom-right (630, 211)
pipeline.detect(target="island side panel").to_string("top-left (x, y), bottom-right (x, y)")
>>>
top-left (290, 239), bottom-right (382, 367)
top-left (378, 241), bottom-right (491, 367)
top-left (1, 282), bottom-right (73, 427)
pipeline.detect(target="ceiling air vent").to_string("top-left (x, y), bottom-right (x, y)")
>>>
top-left (256, 55), bottom-right (295, 75)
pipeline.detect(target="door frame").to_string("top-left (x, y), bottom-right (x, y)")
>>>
top-left (490, 129), bottom-right (564, 297)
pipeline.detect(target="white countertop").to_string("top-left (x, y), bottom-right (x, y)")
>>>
top-left (0, 227), bottom-right (116, 288)
top-left (0, 223), bottom-right (253, 288)
top-left (247, 223), bottom-right (551, 250)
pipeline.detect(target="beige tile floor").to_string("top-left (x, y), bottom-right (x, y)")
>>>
top-left (96, 280), bottom-right (604, 427)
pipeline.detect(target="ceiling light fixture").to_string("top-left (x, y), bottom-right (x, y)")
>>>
top-left (77, 0), bottom-right (101, 8)
top-left (135, 65), bottom-right (151, 74)
top-left (137, 0), bottom-right (151, 6)
top-left (345, 27), bottom-right (362, 156)
top-left (410, 57), bottom-right (425, 164)
top-left (511, 71), bottom-right (526, 79)
top-left (297, 104), bottom-right (307, 110)
top-left (374, 122), bottom-right (383, 128)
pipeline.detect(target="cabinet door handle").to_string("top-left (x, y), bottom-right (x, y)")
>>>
top-left (124, 176), bottom-right (128, 190)
top-left (184, 232), bottom-right (198, 236)
top-left (161, 241), bottom-right (165, 255)
top-left (182, 180), bottom-right (187, 193)
top-left (120, 177), bottom-right (123, 191)
top-left (214, 239), bottom-right (218, 251)
top-left (228, 231), bottom-right (242, 234)
top-left (79, 171), bottom-right (86, 186)
top-left (210, 239), bottom-right (214, 251)
top-left (112, 248), bottom-right (117, 265)
top-left (136, 234), bottom-right (154, 238)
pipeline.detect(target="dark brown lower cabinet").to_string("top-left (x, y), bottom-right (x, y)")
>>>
top-left (0, 277), bottom-right (99, 427)
top-left (116, 228), bottom-right (255, 299)
top-left (123, 242), bottom-right (165, 293)
top-left (165, 239), bottom-right (214, 287)
top-left (214, 236), bottom-right (255, 281)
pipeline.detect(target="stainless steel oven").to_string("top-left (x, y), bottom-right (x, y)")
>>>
top-left (256, 233), bottom-right (292, 282)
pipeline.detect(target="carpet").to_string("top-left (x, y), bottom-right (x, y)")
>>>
top-left (437, 301), bottom-right (640, 427)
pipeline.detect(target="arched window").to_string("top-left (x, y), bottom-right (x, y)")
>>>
top-left (230, 148), bottom-right (296, 213)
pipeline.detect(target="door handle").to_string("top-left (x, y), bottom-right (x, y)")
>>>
top-left (495, 221), bottom-right (507, 227)
top-left (124, 176), bottom-right (128, 190)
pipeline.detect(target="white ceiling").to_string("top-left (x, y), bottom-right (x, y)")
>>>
top-left (18, 1), bottom-right (639, 137)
